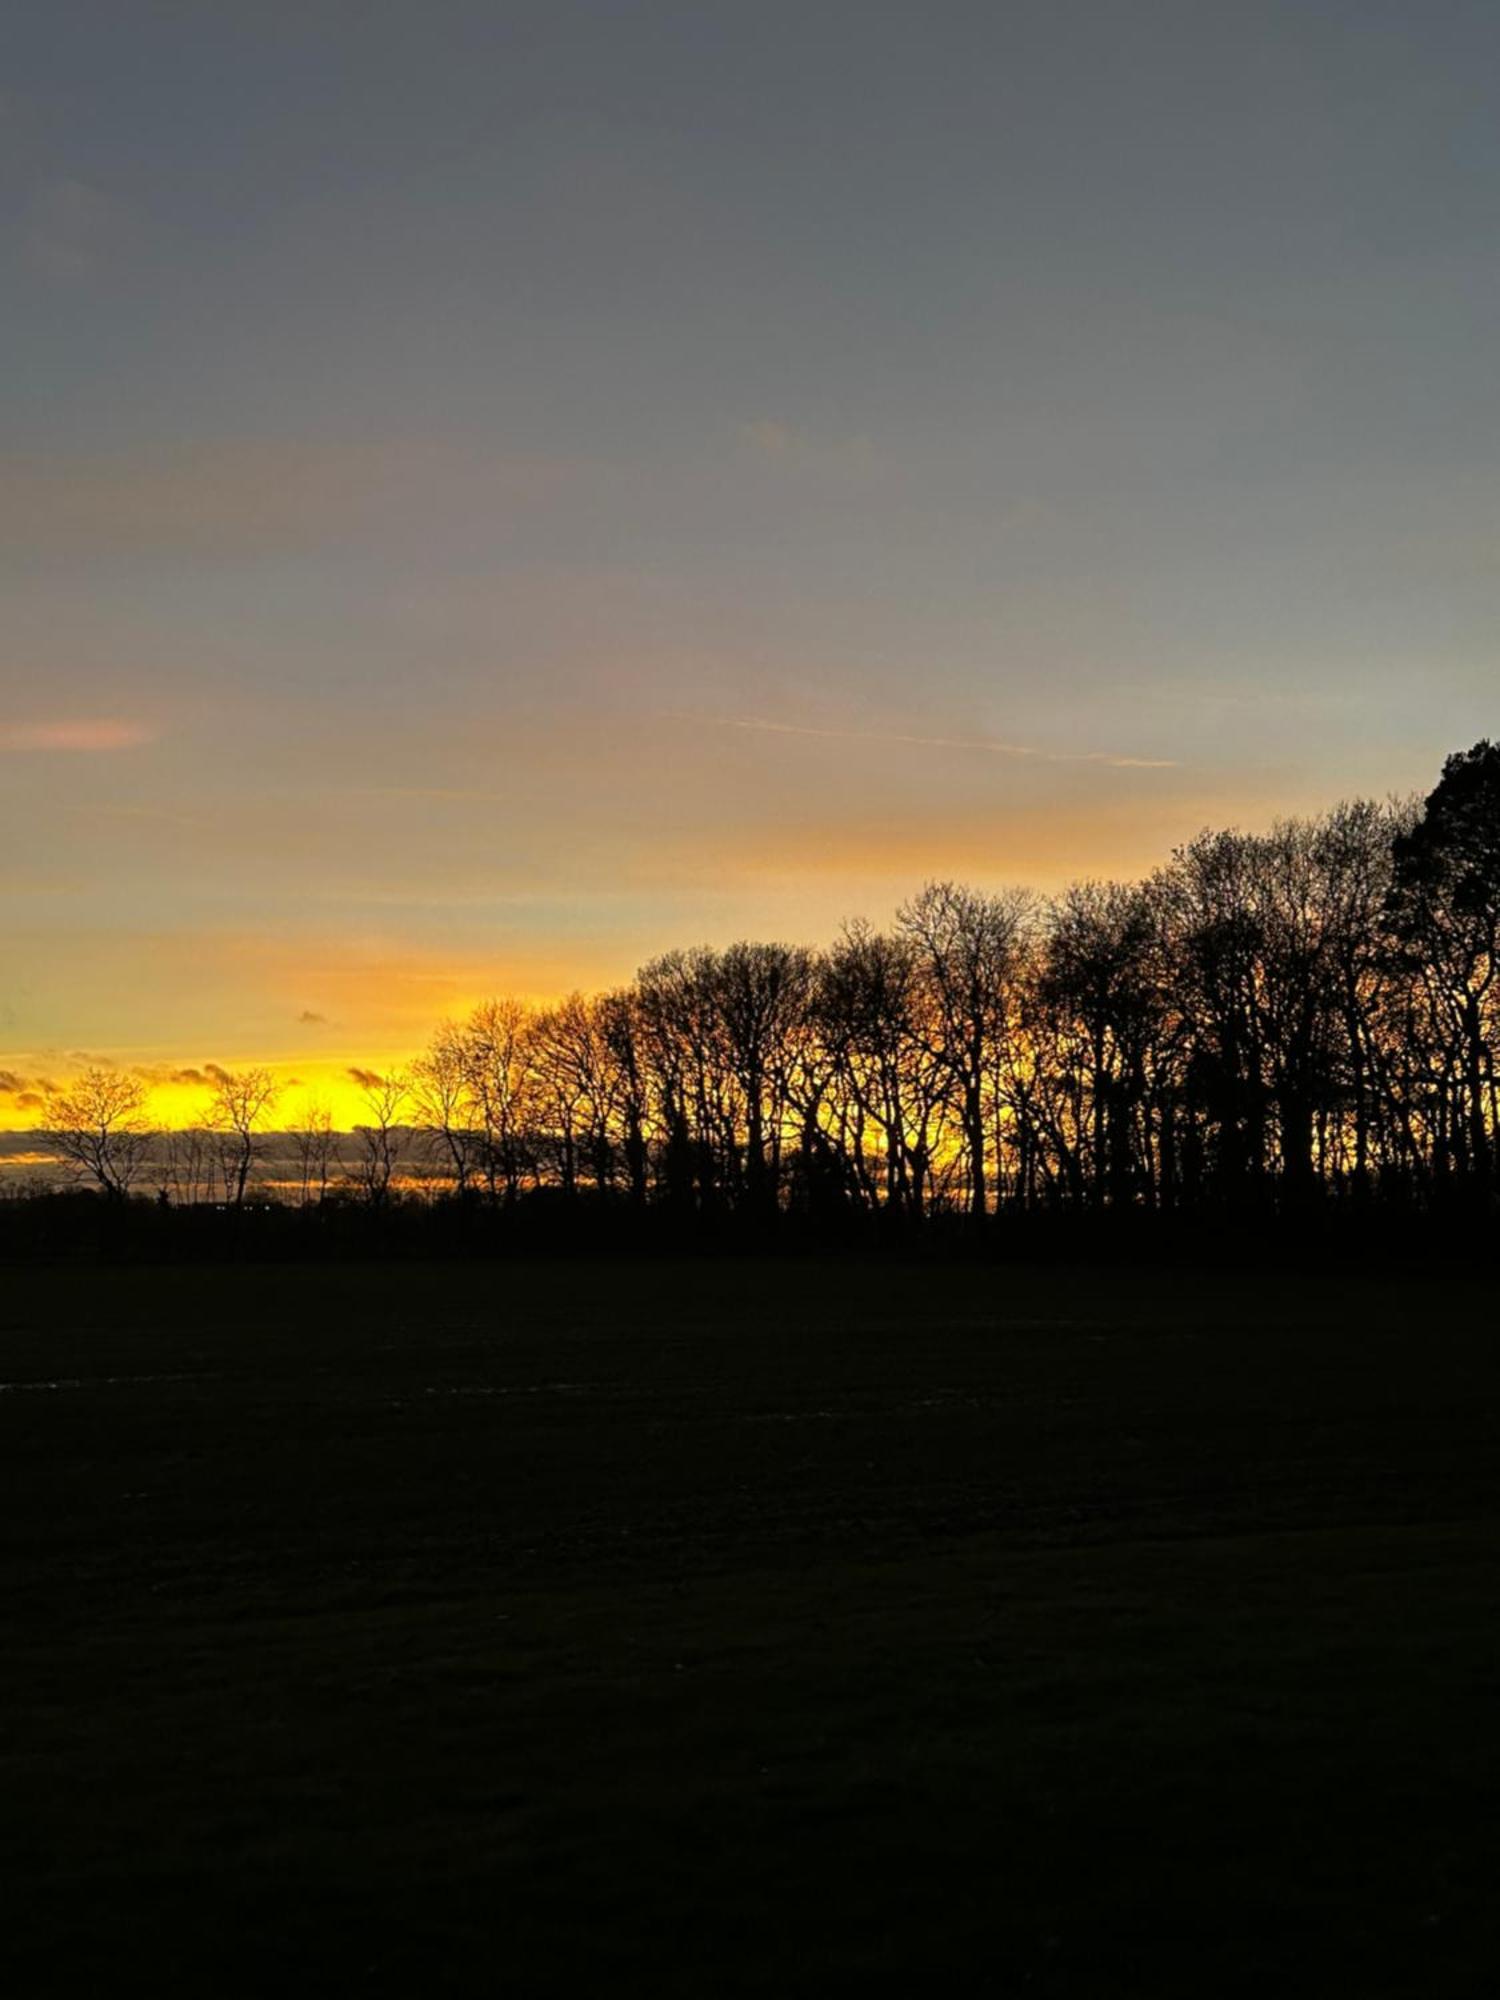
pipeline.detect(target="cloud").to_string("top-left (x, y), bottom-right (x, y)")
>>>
top-left (696, 715), bottom-right (1177, 770)
top-left (0, 1070), bottom-right (57, 1101)
top-left (0, 720), bottom-right (154, 752)
top-left (347, 1066), bottom-right (384, 1089)
top-left (119, 1064), bottom-right (197, 1089)
top-left (297, 1010), bottom-right (328, 1025)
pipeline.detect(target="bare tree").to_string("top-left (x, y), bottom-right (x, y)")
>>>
top-left (351, 1069), bottom-right (410, 1208)
top-left (1041, 880), bottom-right (1167, 1208)
top-left (898, 882), bottom-right (1034, 1220)
top-left (460, 1000), bottom-right (533, 1204)
top-left (33, 746), bottom-right (1500, 1237)
top-left (813, 922), bottom-right (950, 1221)
top-left (41, 1067), bottom-right (154, 1197)
top-left (290, 1095), bottom-right (340, 1206)
top-left (527, 995), bottom-right (595, 1197)
top-left (598, 987), bottom-right (650, 1207)
top-left (204, 1066), bottom-right (279, 1207)
top-left (158, 1125), bottom-right (214, 1206)
top-left (412, 1023), bottom-right (480, 1197)
top-left (711, 942), bottom-right (817, 1215)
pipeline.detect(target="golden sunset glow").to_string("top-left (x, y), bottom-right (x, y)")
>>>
top-left (0, 759), bottom-right (1440, 1134)
top-left (11, 18), bottom-right (1500, 2000)
top-left (5, 5), bottom-right (1496, 1136)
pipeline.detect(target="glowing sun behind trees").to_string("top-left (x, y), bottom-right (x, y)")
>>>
top-left (20, 745), bottom-right (1500, 1217)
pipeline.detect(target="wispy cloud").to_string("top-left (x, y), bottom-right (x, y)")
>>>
top-left (0, 1064), bottom-right (57, 1117)
top-left (0, 720), bottom-right (154, 752)
top-left (696, 715), bottom-right (1177, 770)
top-left (0, 1070), bottom-right (53, 1102)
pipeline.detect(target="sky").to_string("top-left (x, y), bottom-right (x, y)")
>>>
top-left (4, 1), bottom-right (1500, 1124)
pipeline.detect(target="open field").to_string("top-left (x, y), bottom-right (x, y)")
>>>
top-left (4, 1256), bottom-right (1500, 1995)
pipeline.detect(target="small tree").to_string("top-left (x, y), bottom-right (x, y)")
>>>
top-left (412, 1024), bottom-right (480, 1197)
top-left (41, 1067), bottom-right (154, 1197)
top-left (290, 1096), bottom-right (340, 1206)
top-left (158, 1125), bottom-right (213, 1206)
top-left (205, 1065), bottom-right (279, 1207)
top-left (351, 1069), bottom-right (410, 1208)
top-left (459, 1000), bottom-right (533, 1204)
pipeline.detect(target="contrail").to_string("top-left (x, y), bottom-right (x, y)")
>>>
top-left (697, 715), bottom-right (1177, 770)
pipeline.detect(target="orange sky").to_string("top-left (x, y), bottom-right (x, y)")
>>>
top-left (0, 755), bottom-right (1415, 1134)
top-left (8, 6), bottom-right (1498, 1129)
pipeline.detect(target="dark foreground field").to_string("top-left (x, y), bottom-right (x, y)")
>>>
top-left (4, 1257), bottom-right (1499, 1996)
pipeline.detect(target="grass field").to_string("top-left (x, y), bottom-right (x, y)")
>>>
top-left (4, 1255), bottom-right (1499, 1995)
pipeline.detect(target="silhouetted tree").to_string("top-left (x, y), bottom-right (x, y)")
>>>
top-left (290, 1096), bottom-right (340, 1206)
top-left (23, 745), bottom-right (1500, 1234)
top-left (159, 1125), bottom-right (214, 1207)
top-left (1040, 880), bottom-right (1165, 1208)
top-left (40, 1067), bottom-right (154, 1197)
top-left (460, 999), bottom-right (533, 1204)
top-left (814, 923), bottom-right (949, 1221)
top-left (899, 882), bottom-right (1034, 1221)
top-left (1388, 742), bottom-right (1500, 1192)
top-left (351, 1069), bottom-right (410, 1208)
top-left (206, 1065), bottom-right (279, 1207)
top-left (412, 1023), bottom-right (481, 1197)
top-left (598, 988), bottom-right (650, 1208)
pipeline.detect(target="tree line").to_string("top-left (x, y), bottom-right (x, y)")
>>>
top-left (32, 741), bottom-right (1500, 1230)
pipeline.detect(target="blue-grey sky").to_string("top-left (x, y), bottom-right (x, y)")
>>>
top-left (4, 1), bottom-right (1499, 1094)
